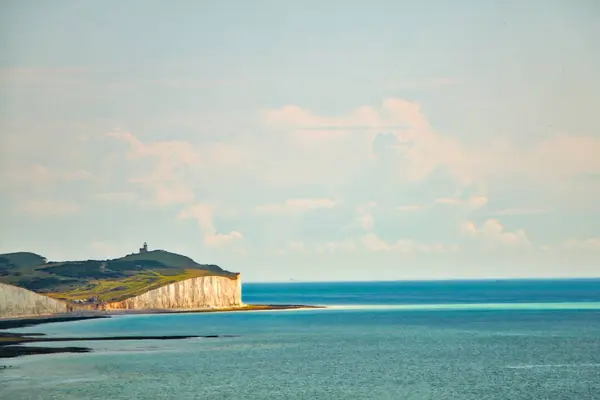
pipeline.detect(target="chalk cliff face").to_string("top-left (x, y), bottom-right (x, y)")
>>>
top-left (0, 282), bottom-right (67, 317)
top-left (104, 274), bottom-right (243, 310)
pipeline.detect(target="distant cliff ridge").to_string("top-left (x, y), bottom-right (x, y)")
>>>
top-left (0, 247), bottom-right (241, 312)
top-left (0, 282), bottom-right (68, 317)
top-left (103, 274), bottom-right (243, 310)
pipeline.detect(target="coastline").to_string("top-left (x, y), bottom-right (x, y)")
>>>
top-left (104, 304), bottom-right (325, 315)
top-left (0, 304), bottom-right (323, 360)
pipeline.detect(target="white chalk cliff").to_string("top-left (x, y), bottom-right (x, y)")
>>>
top-left (0, 282), bottom-right (67, 317)
top-left (104, 274), bottom-right (243, 310)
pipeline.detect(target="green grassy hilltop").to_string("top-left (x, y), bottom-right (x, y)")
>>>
top-left (0, 249), bottom-right (238, 303)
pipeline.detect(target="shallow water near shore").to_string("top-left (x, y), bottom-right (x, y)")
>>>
top-left (2, 279), bottom-right (600, 399)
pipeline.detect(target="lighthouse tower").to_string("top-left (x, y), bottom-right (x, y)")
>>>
top-left (139, 242), bottom-right (148, 253)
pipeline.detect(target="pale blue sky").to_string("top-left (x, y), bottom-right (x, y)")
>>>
top-left (1, 1), bottom-right (599, 281)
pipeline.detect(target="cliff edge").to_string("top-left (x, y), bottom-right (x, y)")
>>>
top-left (104, 274), bottom-right (243, 310)
top-left (0, 282), bottom-right (67, 318)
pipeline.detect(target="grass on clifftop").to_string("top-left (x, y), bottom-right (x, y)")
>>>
top-left (117, 251), bottom-right (224, 272)
top-left (0, 249), bottom-right (238, 303)
top-left (48, 268), bottom-right (213, 302)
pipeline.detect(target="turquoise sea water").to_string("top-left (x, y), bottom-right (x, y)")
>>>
top-left (2, 279), bottom-right (600, 399)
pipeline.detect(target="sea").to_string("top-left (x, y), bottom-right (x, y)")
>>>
top-left (2, 279), bottom-right (600, 400)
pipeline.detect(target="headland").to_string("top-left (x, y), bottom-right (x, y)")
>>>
top-left (0, 244), bottom-right (323, 359)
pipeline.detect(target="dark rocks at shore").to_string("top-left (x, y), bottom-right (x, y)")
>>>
top-left (0, 333), bottom-right (238, 358)
top-left (19, 334), bottom-right (232, 343)
top-left (0, 315), bottom-right (108, 330)
top-left (1, 346), bottom-right (92, 358)
top-left (1, 333), bottom-right (236, 346)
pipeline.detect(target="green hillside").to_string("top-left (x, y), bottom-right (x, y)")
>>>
top-left (0, 249), bottom-right (238, 303)
top-left (0, 252), bottom-right (47, 269)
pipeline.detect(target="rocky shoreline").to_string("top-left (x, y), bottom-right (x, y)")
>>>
top-left (0, 304), bottom-right (323, 360)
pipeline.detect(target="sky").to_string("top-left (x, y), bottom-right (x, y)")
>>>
top-left (1, 1), bottom-right (599, 282)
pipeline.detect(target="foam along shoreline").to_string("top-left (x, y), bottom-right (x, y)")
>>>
top-left (326, 302), bottom-right (600, 311)
top-left (0, 305), bottom-right (324, 329)
top-left (104, 304), bottom-right (326, 315)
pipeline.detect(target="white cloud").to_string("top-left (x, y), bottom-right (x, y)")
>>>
top-left (179, 203), bottom-right (213, 233)
top-left (262, 98), bottom-right (461, 185)
top-left (355, 201), bottom-right (377, 213)
top-left (356, 214), bottom-right (375, 231)
top-left (315, 239), bottom-right (358, 254)
top-left (272, 240), bottom-right (309, 256)
top-left (307, 231), bottom-right (457, 255)
top-left (260, 98), bottom-right (450, 186)
top-left (489, 208), bottom-right (548, 216)
top-left (96, 102), bottom-right (592, 219)
top-left (532, 135), bottom-right (600, 180)
top-left (341, 202), bottom-right (378, 233)
top-left (132, 178), bottom-right (195, 206)
top-left (462, 218), bottom-right (531, 249)
top-left (360, 233), bottom-right (458, 253)
top-left (361, 233), bottom-right (391, 252)
top-left (538, 237), bottom-right (600, 256)
top-left (397, 204), bottom-right (426, 212)
top-left (256, 198), bottom-right (337, 214)
top-left (433, 197), bottom-right (463, 206)
top-left (468, 196), bottom-right (489, 209)
top-left (7, 164), bottom-right (93, 184)
top-left (107, 130), bottom-right (248, 206)
top-left (92, 192), bottom-right (139, 203)
top-left (343, 206), bottom-right (459, 253)
top-left (560, 237), bottom-right (600, 251)
top-left (434, 196), bottom-right (488, 209)
top-left (16, 199), bottom-right (81, 216)
top-left (287, 240), bottom-right (307, 253)
top-left (263, 104), bottom-right (387, 138)
top-left (460, 221), bottom-right (478, 236)
top-left (389, 78), bottom-right (461, 90)
top-left (204, 231), bottom-right (243, 247)
top-left (107, 130), bottom-right (200, 166)
top-left (262, 99), bottom-right (600, 190)
top-left (107, 130), bottom-right (199, 206)
top-left (179, 203), bottom-right (243, 247)
top-left (397, 196), bottom-right (488, 214)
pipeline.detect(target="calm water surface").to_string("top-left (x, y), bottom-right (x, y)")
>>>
top-left (2, 279), bottom-right (600, 400)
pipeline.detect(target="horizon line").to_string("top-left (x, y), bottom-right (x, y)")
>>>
top-left (245, 276), bottom-right (600, 284)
